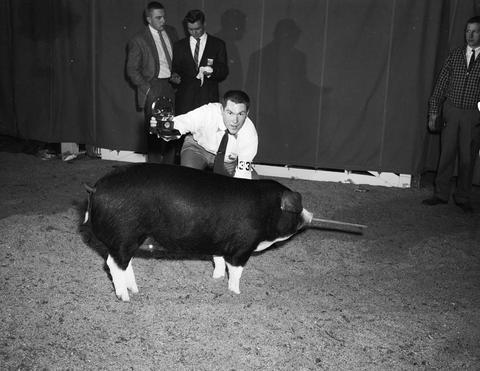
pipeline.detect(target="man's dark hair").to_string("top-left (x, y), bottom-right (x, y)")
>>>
top-left (467, 16), bottom-right (480, 25)
top-left (222, 90), bottom-right (250, 111)
top-left (184, 9), bottom-right (205, 24)
top-left (146, 1), bottom-right (164, 16)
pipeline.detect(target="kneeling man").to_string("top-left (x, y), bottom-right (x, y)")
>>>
top-left (153, 90), bottom-right (258, 179)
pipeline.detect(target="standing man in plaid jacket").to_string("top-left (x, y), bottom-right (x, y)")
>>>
top-left (423, 16), bottom-right (480, 213)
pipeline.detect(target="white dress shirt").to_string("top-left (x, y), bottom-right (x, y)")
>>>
top-left (189, 33), bottom-right (207, 66)
top-left (173, 103), bottom-right (258, 179)
top-left (467, 46), bottom-right (478, 67)
top-left (149, 25), bottom-right (172, 78)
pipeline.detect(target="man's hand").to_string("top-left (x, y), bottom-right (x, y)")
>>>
top-left (150, 116), bottom-right (158, 127)
top-left (149, 117), bottom-right (181, 141)
top-left (202, 66), bottom-right (213, 77)
top-left (170, 72), bottom-right (181, 84)
top-left (427, 113), bottom-right (440, 132)
top-left (159, 131), bottom-right (181, 141)
top-left (196, 66), bottom-right (213, 86)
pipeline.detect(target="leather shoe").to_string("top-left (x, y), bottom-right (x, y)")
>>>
top-left (422, 196), bottom-right (448, 206)
top-left (453, 197), bottom-right (474, 213)
top-left (458, 203), bottom-right (474, 213)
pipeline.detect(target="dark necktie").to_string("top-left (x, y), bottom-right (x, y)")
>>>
top-left (158, 31), bottom-right (172, 69)
top-left (468, 49), bottom-right (476, 71)
top-left (213, 130), bottom-right (229, 175)
top-left (193, 38), bottom-right (200, 67)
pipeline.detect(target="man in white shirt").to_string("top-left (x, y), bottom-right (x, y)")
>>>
top-left (152, 90), bottom-right (258, 179)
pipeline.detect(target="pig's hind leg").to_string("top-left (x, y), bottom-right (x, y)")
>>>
top-left (106, 254), bottom-right (138, 302)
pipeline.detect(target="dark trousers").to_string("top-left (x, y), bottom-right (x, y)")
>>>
top-left (434, 100), bottom-right (480, 202)
top-left (144, 78), bottom-right (177, 164)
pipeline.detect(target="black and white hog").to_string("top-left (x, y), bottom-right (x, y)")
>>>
top-left (84, 163), bottom-right (313, 301)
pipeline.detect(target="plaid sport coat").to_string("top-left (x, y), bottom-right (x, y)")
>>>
top-left (429, 46), bottom-right (480, 116)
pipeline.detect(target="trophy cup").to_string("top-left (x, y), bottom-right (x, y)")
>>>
top-left (149, 96), bottom-right (181, 141)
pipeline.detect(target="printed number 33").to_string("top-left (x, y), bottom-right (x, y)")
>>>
top-left (237, 161), bottom-right (252, 171)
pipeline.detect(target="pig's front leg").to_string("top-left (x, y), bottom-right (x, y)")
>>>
top-left (125, 259), bottom-right (138, 295)
top-left (107, 255), bottom-right (137, 302)
top-left (212, 255), bottom-right (226, 279)
top-left (226, 262), bottom-right (244, 294)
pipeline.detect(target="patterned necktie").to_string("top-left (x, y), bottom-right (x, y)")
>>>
top-left (213, 130), bottom-right (229, 175)
top-left (193, 38), bottom-right (200, 67)
top-left (158, 31), bottom-right (172, 69)
top-left (468, 49), bottom-right (476, 71)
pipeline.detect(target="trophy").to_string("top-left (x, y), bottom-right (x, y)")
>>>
top-left (149, 96), bottom-right (181, 141)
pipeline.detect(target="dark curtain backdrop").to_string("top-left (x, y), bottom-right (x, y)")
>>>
top-left (1, 0), bottom-right (479, 175)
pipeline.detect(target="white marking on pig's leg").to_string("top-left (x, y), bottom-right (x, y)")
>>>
top-left (106, 255), bottom-right (130, 302)
top-left (212, 256), bottom-right (226, 279)
top-left (226, 262), bottom-right (243, 294)
top-left (125, 259), bottom-right (138, 294)
top-left (83, 211), bottom-right (89, 224)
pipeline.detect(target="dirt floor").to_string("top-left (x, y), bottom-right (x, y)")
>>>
top-left (0, 143), bottom-right (479, 370)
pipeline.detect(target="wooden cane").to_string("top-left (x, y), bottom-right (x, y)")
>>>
top-left (310, 217), bottom-right (367, 234)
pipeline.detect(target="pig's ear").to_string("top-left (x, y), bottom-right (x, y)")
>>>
top-left (280, 191), bottom-right (303, 213)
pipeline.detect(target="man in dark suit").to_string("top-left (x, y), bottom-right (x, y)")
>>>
top-left (126, 1), bottom-right (178, 164)
top-left (172, 9), bottom-right (229, 115)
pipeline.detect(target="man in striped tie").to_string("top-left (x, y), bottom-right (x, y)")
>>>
top-left (171, 9), bottom-right (229, 115)
top-left (126, 2), bottom-right (179, 164)
top-left (151, 90), bottom-right (258, 179)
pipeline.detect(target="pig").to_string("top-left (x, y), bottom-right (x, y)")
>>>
top-left (84, 163), bottom-right (313, 301)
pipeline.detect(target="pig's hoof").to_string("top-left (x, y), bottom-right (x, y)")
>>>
top-left (228, 286), bottom-right (241, 295)
top-left (212, 270), bottom-right (225, 279)
top-left (126, 280), bottom-right (139, 294)
top-left (115, 289), bottom-right (130, 302)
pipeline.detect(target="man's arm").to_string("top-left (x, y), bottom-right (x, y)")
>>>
top-left (172, 104), bottom-right (211, 135)
top-left (209, 38), bottom-right (229, 82)
top-left (126, 38), bottom-right (150, 94)
top-left (151, 104), bottom-right (212, 141)
top-left (428, 53), bottom-right (452, 117)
